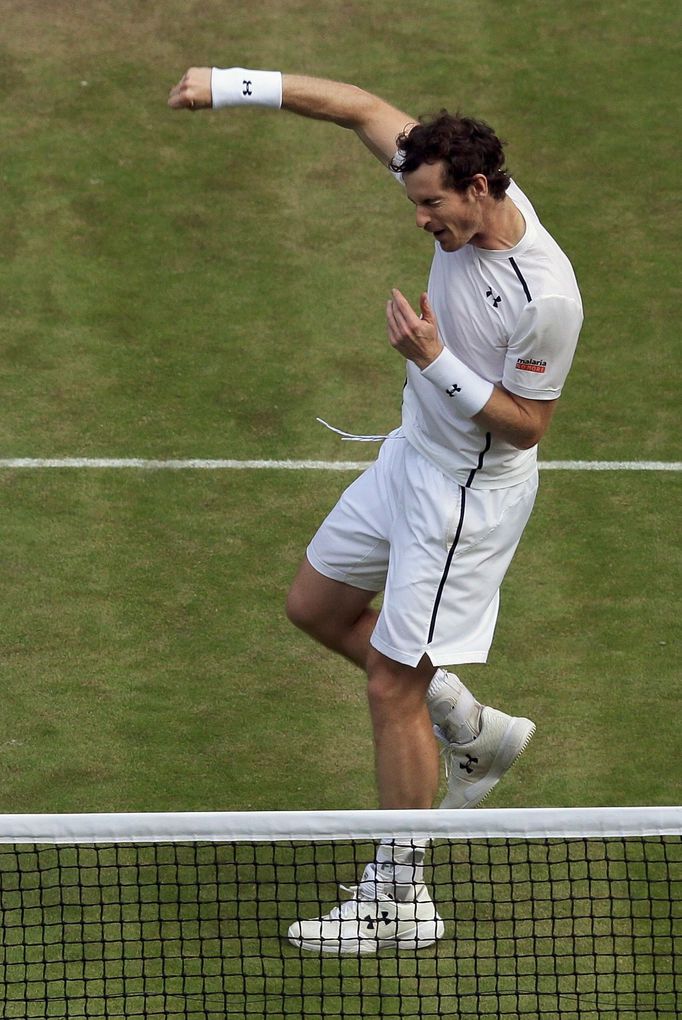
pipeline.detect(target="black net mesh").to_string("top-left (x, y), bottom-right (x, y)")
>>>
top-left (0, 835), bottom-right (680, 1018)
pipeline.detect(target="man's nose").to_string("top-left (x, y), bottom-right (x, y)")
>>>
top-left (415, 205), bottom-right (430, 230)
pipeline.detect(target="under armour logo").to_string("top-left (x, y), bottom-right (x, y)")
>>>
top-left (363, 910), bottom-right (392, 930)
top-left (459, 754), bottom-right (479, 775)
top-left (445, 383), bottom-right (462, 397)
top-left (242, 80), bottom-right (253, 96)
top-left (486, 288), bottom-right (502, 308)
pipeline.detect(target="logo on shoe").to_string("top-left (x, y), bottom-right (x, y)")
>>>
top-left (361, 910), bottom-right (394, 933)
top-left (459, 754), bottom-right (479, 775)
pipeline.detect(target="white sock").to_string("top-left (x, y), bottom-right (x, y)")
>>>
top-left (427, 668), bottom-right (482, 744)
top-left (360, 840), bottom-right (428, 901)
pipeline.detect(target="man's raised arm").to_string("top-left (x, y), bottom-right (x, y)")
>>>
top-left (168, 67), bottom-right (415, 166)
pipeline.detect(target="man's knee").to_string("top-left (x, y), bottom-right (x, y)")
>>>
top-left (285, 579), bottom-right (316, 633)
top-left (286, 559), bottom-right (377, 638)
top-left (285, 569), bottom-right (345, 639)
top-left (366, 650), bottom-right (434, 716)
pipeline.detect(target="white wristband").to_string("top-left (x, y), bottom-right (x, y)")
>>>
top-left (211, 67), bottom-right (283, 109)
top-left (420, 348), bottom-right (494, 418)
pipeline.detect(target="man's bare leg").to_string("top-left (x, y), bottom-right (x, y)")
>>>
top-left (286, 557), bottom-right (380, 671)
top-left (286, 557), bottom-right (531, 812)
top-left (366, 648), bottom-right (439, 808)
top-left (285, 560), bottom-right (445, 950)
top-left (287, 558), bottom-right (439, 809)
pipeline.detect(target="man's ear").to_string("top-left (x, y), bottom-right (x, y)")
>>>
top-left (469, 174), bottom-right (490, 200)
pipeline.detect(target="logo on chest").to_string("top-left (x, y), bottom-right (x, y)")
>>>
top-left (485, 288), bottom-right (502, 309)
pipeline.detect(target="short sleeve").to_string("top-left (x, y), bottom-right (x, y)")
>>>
top-left (502, 295), bottom-right (583, 400)
top-left (388, 150), bottom-right (405, 185)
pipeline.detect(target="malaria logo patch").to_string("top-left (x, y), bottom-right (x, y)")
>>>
top-left (516, 357), bottom-right (547, 374)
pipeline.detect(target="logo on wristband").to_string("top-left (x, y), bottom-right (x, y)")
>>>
top-left (242, 80), bottom-right (253, 96)
top-left (445, 383), bottom-right (462, 397)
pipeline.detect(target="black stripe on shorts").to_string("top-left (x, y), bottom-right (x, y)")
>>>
top-left (427, 486), bottom-right (466, 645)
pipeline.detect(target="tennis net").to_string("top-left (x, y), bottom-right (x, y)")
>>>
top-left (0, 806), bottom-right (680, 1019)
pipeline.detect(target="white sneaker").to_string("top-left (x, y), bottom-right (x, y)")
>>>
top-left (436, 706), bottom-right (535, 809)
top-left (287, 882), bottom-right (444, 955)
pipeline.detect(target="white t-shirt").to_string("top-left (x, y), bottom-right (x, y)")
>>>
top-left (400, 180), bottom-right (583, 489)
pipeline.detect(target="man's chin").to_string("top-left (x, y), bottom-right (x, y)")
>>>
top-left (436, 234), bottom-right (459, 252)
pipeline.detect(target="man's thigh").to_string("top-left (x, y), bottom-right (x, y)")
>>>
top-left (287, 556), bottom-right (378, 628)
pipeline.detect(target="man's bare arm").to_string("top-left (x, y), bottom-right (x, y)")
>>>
top-left (168, 68), bottom-right (415, 166)
top-left (472, 389), bottom-right (557, 450)
top-left (281, 75), bottom-right (415, 165)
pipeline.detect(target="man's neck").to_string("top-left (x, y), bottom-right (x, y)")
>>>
top-left (473, 196), bottom-right (526, 251)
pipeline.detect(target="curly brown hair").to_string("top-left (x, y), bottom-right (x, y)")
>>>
top-left (389, 111), bottom-right (511, 200)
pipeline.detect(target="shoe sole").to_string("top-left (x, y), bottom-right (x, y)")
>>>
top-left (288, 918), bottom-right (445, 955)
top-left (440, 717), bottom-right (536, 809)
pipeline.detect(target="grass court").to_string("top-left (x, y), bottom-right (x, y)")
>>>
top-left (0, 2), bottom-right (680, 1015)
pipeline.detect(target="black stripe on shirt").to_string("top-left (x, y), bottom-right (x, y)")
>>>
top-left (427, 486), bottom-right (466, 645)
top-left (509, 257), bottom-right (532, 302)
top-left (465, 432), bottom-right (492, 488)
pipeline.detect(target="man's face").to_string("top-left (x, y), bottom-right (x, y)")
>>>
top-left (403, 160), bottom-right (484, 252)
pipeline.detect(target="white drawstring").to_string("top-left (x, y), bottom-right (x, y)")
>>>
top-left (316, 417), bottom-right (387, 443)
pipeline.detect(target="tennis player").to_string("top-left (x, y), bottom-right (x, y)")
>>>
top-left (168, 68), bottom-right (582, 954)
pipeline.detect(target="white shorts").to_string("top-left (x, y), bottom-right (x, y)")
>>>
top-left (307, 431), bottom-right (538, 668)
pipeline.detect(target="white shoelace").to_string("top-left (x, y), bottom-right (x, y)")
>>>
top-left (327, 882), bottom-right (395, 921)
top-left (433, 724), bottom-right (456, 781)
top-left (434, 722), bottom-right (483, 780)
top-left (441, 745), bottom-right (456, 781)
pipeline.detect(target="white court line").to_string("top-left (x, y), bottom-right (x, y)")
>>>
top-left (539, 461), bottom-right (682, 472)
top-left (0, 458), bottom-right (680, 472)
